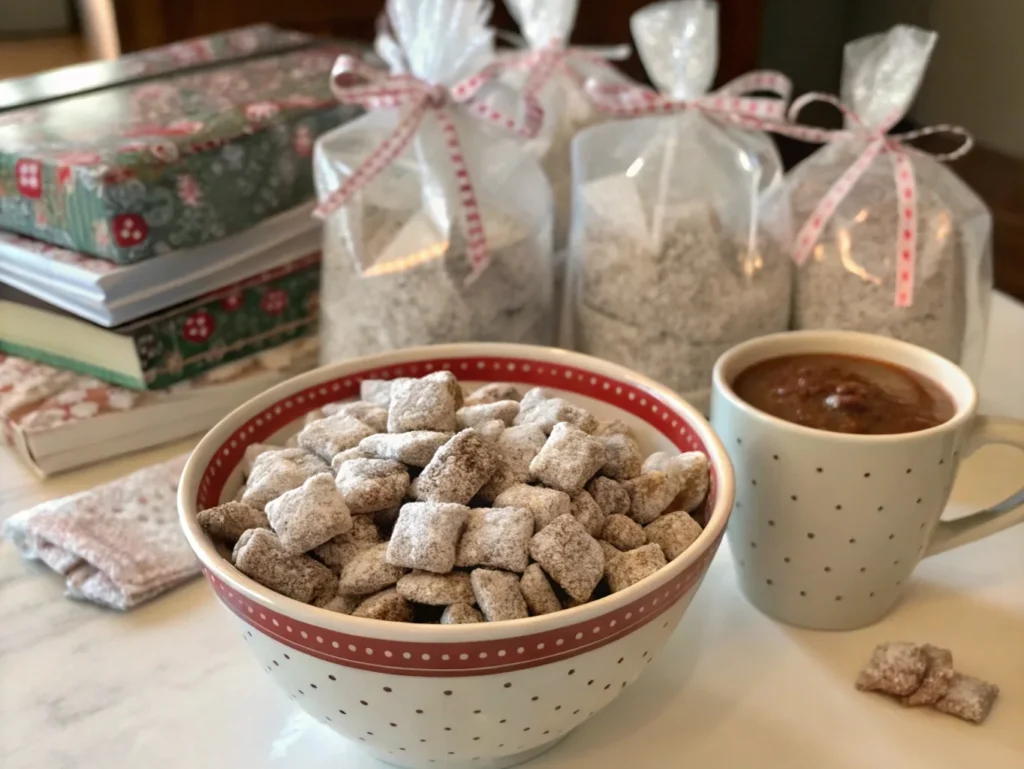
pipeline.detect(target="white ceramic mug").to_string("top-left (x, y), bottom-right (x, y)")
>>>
top-left (709, 330), bottom-right (1024, 630)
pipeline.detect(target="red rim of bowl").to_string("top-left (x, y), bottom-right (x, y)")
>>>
top-left (179, 343), bottom-right (735, 677)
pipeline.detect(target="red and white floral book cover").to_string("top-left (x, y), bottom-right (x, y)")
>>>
top-left (0, 336), bottom-right (317, 476)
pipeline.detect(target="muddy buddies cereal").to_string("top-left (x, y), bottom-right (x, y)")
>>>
top-left (206, 372), bottom-right (711, 623)
top-left (856, 641), bottom-right (1000, 724)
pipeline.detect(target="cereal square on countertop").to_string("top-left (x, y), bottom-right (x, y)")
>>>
top-left (934, 673), bottom-right (1000, 723)
top-left (855, 642), bottom-right (929, 697)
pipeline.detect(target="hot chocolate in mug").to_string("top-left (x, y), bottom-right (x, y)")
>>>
top-left (710, 330), bottom-right (1024, 630)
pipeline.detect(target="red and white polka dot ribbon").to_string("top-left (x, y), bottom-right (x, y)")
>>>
top-left (781, 92), bottom-right (973, 308)
top-left (313, 54), bottom-right (542, 280)
top-left (499, 39), bottom-right (630, 121)
top-left (583, 70), bottom-right (793, 127)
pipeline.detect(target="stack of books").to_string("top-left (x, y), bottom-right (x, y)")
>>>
top-left (0, 25), bottom-right (363, 475)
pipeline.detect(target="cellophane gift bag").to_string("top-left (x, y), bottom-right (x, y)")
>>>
top-left (787, 25), bottom-right (993, 377)
top-left (314, 0), bottom-right (554, 362)
top-left (564, 0), bottom-right (792, 411)
top-left (503, 0), bottom-right (633, 252)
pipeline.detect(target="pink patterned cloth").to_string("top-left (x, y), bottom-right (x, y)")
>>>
top-left (1, 454), bottom-right (199, 609)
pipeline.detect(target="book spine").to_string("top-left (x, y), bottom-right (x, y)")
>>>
top-left (130, 260), bottom-right (320, 390)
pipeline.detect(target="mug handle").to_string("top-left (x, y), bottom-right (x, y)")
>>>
top-left (925, 415), bottom-right (1024, 556)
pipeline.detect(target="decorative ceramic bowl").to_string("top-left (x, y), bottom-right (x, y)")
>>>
top-left (178, 343), bottom-right (734, 769)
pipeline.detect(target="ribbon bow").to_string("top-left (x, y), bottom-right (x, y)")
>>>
top-left (313, 54), bottom-right (542, 280)
top-left (781, 92), bottom-right (973, 307)
top-left (502, 38), bottom-right (632, 118)
top-left (583, 70), bottom-right (793, 127)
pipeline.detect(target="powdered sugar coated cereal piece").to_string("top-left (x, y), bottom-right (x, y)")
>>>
top-left (494, 484), bottom-right (571, 532)
top-left (642, 451), bottom-right (710, 512)
top-left (316, 593), bottom-right (360, 615)
top-left (264, 473), bottom-right (353, 554)
top-left (473, 419), bottom-right (506, 443)
top-left (594, 419), bottom-right (634, 438)
top-left (515, 394), bottom-right (598, 434)
top-left (519, 563), bottom-right (561, 615)
top-left (415, 429), bottom-right (498, 504)
top-left (331, 446), bottom-right (370, 469)
top-left (599, 539), bottom-right (623, 564)
top-left (338, 542), bottom-right (407, 596)
top-left (197, 501), bottom-right (269, 545)
top-left (313, 516), bottom-right (380, 572)
top-left (646, 511), bottom-right (703, 560)
top-left (623, 471), bottom-right (680, 524)
top-left (396, 570), bottom-right (476, 606)
top-left (902, 644), bottom-right (955, 707)
top-left (360, 379), bottom-right (399, 407)
top-left (529, 513), bottom-right (604, 602)
top-left (322, 400), bottom-right (389, 432)
top-left (477, 424), bottom-right (547, 502)
top-left (441, 602), bottom-right (484, 624)
top-left (601, 514), bottom-right (646, 551)
top-left (934, 673), bottom-right (1000, 723)
top-left (243, 443), bottom-right (279, 478)
top-left (303, 408), bottom-right (326, 426)
top-left (297, 413), bottom-right (378, 463)
top-left (464, 382), bottom-right (523, 406)
top-left (605, 543), bottom-right (667, 593)
top-left (586, 475), bottom-right (631, 516)
top-left (571, 490), bottom-right (606, 537)
top-left (456, 507), bottom-right (534, 573)
top-left (855, 642), bottom-right (929, 696)
top-left (387, 372), bottom-right (460, 433)
top-left (242, 448), bottom-right (328, 510)
top-left (234, 528), bottom-right (336, 603)
top-left (517, 386), bottom-right (547, 412)
top-left (470, 568), bottom-right (528, 622)
top-left (352, 588), bottom-right (413, 622)
top-left (386, 502), bottom-right (470, 573)
top-left (457, 400), bottom-right (520, 429)
top-left (530, 422), bottom-right (607, 494)
top-left (599, 432), bottom-right (644, 480)
top-left (334, 458), bottom-right (410, 514)
top-left (359, 430), bottom-right (452, 467)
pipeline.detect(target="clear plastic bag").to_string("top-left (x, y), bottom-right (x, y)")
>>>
top-left (313, 0), bottom-right (554, 363)
top-left (564, 0), bottom-right (792, 411)
top-left (504, 0), bottom-right (633, 252)
top-left (787, 25), bottom-right (993, 378)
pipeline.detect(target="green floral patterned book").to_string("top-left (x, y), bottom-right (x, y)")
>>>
top-left (0, 253), bottom-right (320, 389)
top-left (0, 43), bottom-right (361, 264)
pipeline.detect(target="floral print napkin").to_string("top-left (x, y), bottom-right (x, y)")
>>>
top-left (1, 454), bottom-right (198, 609)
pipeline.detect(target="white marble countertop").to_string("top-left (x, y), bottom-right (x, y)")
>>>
top-left (2, 294), bottom-right (1024, 769)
